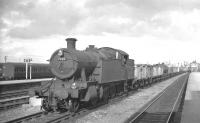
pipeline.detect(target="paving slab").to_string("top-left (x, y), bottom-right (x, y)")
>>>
top-left (181, 72), bottom-right (200, 123)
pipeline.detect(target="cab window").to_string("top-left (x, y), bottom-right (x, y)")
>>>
top-left (123, 55), bottom-right (128, 65)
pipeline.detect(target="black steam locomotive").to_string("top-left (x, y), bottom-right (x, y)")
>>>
top-left (36, 38), bottom-right (135, 112)
top-left (36, 38), bottom-right (183, 112)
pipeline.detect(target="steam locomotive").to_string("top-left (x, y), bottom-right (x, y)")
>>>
top-left (36, 38), bottom-right (182, 112)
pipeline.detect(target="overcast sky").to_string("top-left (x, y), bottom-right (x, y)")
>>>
top-left (0, 0), bottom-right (200, 64)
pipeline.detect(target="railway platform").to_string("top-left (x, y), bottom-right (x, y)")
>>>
top-left (0, 78), bottom-right (52, 98)
top-left (181, 72), bottom-right (200, 123)
top-left (0, 78), bottom-right (52, 85)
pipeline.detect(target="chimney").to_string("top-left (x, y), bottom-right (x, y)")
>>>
top-left (89, 45), bottom-right (95, 49)
top-left (66, 38), bottom-right (77, 50)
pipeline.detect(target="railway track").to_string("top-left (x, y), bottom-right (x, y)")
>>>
top-left (0, 96), bottom-right (29, 111)
top-left (6, 111), bottom-right (44, 123)
top-left (6, 87), bottom-right (140, 123)
top-left (5, 74), bottom-right (184, 123)
top-left (0, 90), bottom-right (30, 111)
top-left (126, 73), bottom-right (189, 123)
top-left (0, 91), bottom-right (29, 100)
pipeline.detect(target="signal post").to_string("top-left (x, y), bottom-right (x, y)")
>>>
top-left (24, 58), bottom-right (32, 79)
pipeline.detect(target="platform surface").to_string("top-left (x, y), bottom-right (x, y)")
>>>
top-left (181, 72), bottom-right (200, 123)
top-left (0, 78), bottom-right (52, 85)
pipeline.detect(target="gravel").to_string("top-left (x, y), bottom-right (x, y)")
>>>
top-left (0, 97), bottom-right (42, 123)
top-left (75, 74), bottom-right (184, 123)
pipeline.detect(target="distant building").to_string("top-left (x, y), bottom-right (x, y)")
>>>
top-left (189, 61), bottom-right (200, 72)
top-left (179, 65), bottom-right (189, 72)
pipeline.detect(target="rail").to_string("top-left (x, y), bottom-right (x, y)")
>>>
top-left (127, 73), bottom-right (188, 123)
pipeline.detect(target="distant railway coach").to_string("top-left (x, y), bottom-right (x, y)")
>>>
top-left (0, 62), bottom-right (53, 80)
top-left (0, 63), bottom-right (3, 80)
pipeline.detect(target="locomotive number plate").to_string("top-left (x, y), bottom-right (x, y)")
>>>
top-left (58, 58), bottom-right (67, 61)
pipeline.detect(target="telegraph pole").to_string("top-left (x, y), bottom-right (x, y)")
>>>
top-left (24, 58), bottom-right (32, 79)
top-left (4, 56), bottom-right (7, 63)
top-left (30, 64), bottom-right (32, 79)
